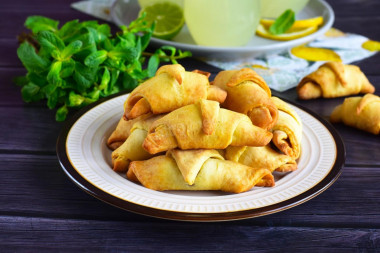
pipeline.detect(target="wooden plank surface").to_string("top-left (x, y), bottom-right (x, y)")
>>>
top-left (1, 0), bottom-right (380, 252)
top-left (1, 215), bottom-right (380, 252)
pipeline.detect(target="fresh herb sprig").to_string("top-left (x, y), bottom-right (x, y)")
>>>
top-left (16, 15), bottom-right (191, 121)
top-left (269, 9), bottom-right (295, 35)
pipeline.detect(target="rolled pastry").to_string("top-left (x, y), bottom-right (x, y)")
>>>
top-left (142, 99), bottom-right (273, 154)
top-left (330, 94), bottom-right (380, 135)
top-left (271, 97), bottom-right (302, 159)
top-left (124, 64), bottom-right (227, 119)
top-left (107, 113), bottom-right (153, 150)
top-left (225, 145), bottom-right (297, 174)
top-left (128, 149), bottom-right (274, 193)
top-left (111, 115), bottom-right (163, 172)
top-left (297, 62), bottom-right (375, 100)
top-left (212, 68), bottom-right (278, 130)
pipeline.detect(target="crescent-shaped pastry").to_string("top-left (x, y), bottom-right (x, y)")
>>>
top-left (142, 99), bottom-right (273, 154)
top-left (297, 62), bottom-right (375, 100)
top-left (124, 64), bottom-right (227, 119)
top-left (107, 113), bottom-right (153, 150)
top-left (225, 145), bottom-right (297, 174)
top-left (128, 149), bottom-right (274, 193)
top-left (111, 115), bottom-right (163, 172)
top-left (212, 68), bottom-right (278, 130)
top-left (330, 94), bottom-right (380, 135)
top-left (270, 97), bottom-right (302, 159)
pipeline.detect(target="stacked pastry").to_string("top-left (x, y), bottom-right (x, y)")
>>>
top-left (107, 64), bottom-right (303, 193)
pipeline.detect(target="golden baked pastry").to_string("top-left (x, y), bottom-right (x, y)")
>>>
top-left (330, 94), bottom-right (380, 135)
top-left (111, 115), bottom-right (163, 173)
top-left (212, 68), bottom-right (278, 130)
top-left (128, 149), bottom-right (274, 193)
top-left (271, 97), bottom-right (302, 159)
top-left (107, 113), bottom-right (153, 150)
top-left (124, 64), bottom-right (227, 119)
top-left (297, 62), bottom-right (375, 100)
top-left (225, 145), bottom-right (297, 174)
top-left (142, 99), bottom-right (273, 154)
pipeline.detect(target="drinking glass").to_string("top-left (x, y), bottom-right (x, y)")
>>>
top-left (184, 0), bottom-right (261, 47)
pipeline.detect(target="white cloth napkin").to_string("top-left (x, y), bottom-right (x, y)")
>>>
top-left (72, 0), bottom-right (377, 91)
top-left (207, 33), bottom-right (376, 91)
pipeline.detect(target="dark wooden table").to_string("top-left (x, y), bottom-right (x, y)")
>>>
top-left (1, 0), bottom-right (380, 251)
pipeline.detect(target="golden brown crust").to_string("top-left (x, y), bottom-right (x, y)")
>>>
top-left (123, 64), bottom-right (227, 120)
top-left (212, 68), bottom-right (278, 130)
top-left (129, 150), bottom-right (274, 193)
top-left (330, 94), bottom-right (380, 135)
top-left (297, 62), bottom-right (375, 99)
top-left (111, 115), bottom-right (163, 172)
top-left (271, 97), bottom-right (302, 159)
top-left (155, 64), bottom-right (185, 84)
top-left (107, 113), bottom-right (153, 150)
top-left (142, 100), bottom-right (273, 154)
top-left (225, 145), bottom-right (297, 174)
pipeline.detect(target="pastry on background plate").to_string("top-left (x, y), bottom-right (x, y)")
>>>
top-left (330, 94), bottom-right (380, 135)
top-left (297, 62), bottom-right (375, 100)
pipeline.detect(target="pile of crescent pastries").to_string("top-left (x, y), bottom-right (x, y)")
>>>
top-left (107, 64), bottom-right (303, 193)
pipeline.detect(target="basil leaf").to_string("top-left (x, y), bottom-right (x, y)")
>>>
top-left (17, 42), bottom-right (50, 73)
top-left (21, 82), bottom-right (41, 102)
top-left (98, 68), bottom-right (110, 90)
top-left (47, 61), bottom-right (62, 86)
top-left (58, 20), bottom-right (79, 39)
top-left (47, 89), bottom-right (59, 109)
top-left (61, 40), bottom-right (83, 59)
top-left (56, 105), bottom-right (68, 121)
top-left (68, 91), bottom-right (84, 107)
top-left (84, 50), bottom-right (108, 67)
top-left (37, 31), bottom-right (65, 54)
top-left (73, 62), bottom-right (97, 92)
top-left (147, 54), bottom-right (160, 77)
top-left (24, 16), bottom-right (59, 33)
top-left (60, 59), bottom-right (75, 78)
top-left (269, 9), bottom-right (295, 35)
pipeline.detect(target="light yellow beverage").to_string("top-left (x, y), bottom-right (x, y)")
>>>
top-left (138, 0), bottom-right (183, 8)
top-left (261, 0), bottom-right (310, 18)
top-left (184, 0), bottom-right (261, 47)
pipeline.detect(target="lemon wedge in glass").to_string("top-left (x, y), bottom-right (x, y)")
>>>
top-left (139, 2), bottom-right (184, 40)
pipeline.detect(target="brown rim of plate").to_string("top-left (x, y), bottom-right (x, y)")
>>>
top-left (56, 91), bottom-right (346, 222)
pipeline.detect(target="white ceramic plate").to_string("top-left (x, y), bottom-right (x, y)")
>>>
top-left (57, 92), bottom-right (345, 221)
top-left (111, 0), bottom-right (334, 60)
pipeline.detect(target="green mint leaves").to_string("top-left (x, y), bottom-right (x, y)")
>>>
top-left (269, 9), bottom-right (295, 35)
top-left (16, 15), bottom-right (191, 121)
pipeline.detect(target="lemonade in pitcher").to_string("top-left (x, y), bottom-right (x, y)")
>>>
top-left (184, 0), bottom-right (261, 47)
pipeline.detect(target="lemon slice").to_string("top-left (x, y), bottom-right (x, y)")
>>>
top-left (139, 2), bottom-right (184, 40)
top-left (256, 24), bottom-right (318, 41)
top-left (260, 16), bottom-right (324, 29)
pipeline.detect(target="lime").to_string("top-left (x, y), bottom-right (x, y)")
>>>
top-left (139, 2), bottom-right (185, 40)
